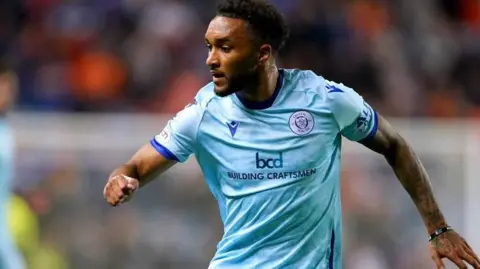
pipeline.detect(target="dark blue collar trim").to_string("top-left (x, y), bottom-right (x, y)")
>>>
top-left (235, 69), bottom-right (284, 110)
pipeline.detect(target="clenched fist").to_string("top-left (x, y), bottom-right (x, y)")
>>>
top-left (103, 175), bottom-right (140, 206)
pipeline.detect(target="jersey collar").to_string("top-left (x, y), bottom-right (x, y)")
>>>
top-left (233, 69), bottom-right (284, 110)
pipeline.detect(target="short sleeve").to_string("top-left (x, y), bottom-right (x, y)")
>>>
top-left (326, 80), bottom-right (378, 142)
top-left (150, 82), bottom-right (216, 162)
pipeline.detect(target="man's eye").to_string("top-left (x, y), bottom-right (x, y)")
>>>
top-left (221, 46), bottom-right (231, 53)
top-left (205, 44), bottom-right (212, 51)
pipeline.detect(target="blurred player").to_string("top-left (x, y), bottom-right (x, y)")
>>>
top-left (103, 0), bottom-right (480, 268)
top-left (0, 63), bottom-right (26, 269)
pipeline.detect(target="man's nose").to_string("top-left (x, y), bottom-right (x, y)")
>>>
top-left (206, 51), bottom-right (219, 68)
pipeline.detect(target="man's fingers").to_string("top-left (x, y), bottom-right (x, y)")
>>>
top-left (431, 252), bottom-right (446, 269)
top-left (447, 254), bottom-right (468, 269)
top-left (107, 187), bottom-right (121, 206)
top-left (460, 251), bottom-right (480, 269)
top-left (464, 242), bottom-right (480, 264)
top-left (113, 185), bottom-right (125, 199)
top-left (103, 175), bottom-right (139, 206)
top-left (126, 183), bottom-right (137, 191)
top-left (106, 195), bottom-right (118, 206)
top-left (103, 184), bottom-right (108, 197)
top-left (113, 184), bottom-right (133, 204)
top-left (104, 183), bottom-right (123, 206)
top-left (116, 177), bottom-right (127, 189)
top-left (104, 183), bottom-right (113, 201)
top-left (124, 175), bottom-right (139, 189)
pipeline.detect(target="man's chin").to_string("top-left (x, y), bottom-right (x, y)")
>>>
top-left (213, 85), bottom-right (235, 97)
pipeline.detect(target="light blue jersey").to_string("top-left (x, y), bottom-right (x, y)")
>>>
top-left (151, 69), bottom-right (378, 269)
top-left (0, 121), bottom-right (25, 269)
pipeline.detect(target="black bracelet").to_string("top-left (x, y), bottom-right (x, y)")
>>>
top-left (428, 226), bottom-right (453, 242)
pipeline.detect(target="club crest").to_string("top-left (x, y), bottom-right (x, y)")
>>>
top-left (289, 111), bottom-right (314, 135)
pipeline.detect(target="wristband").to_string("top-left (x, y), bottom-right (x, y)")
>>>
top-left (428, 226), bottom-right (453, 242)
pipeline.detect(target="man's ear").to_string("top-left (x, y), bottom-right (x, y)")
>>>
top-left (258, 44), bottom-right (272, 65)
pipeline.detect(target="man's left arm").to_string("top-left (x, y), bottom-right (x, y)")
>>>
top-left (361, 115), bottom-right (446, 234)
top-left (325, 79), bottom-right (480, 269)
top-left (361, 115), bottom-right (480, 269)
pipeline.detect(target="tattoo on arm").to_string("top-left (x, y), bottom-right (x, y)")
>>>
top-left (360, 115), bottom-right (447, 233)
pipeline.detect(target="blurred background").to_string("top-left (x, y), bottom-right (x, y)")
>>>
top-left (0, 0), bottom-right (479, 268)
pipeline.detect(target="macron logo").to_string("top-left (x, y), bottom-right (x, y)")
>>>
top-left (326, 84), bottom-right (343, 93)
top-left (227, 120), bottom-right (239, 137)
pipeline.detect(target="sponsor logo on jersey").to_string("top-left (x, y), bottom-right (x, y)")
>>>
top-left (222, 152), bottom-right (317, 181)
top-left (256, 152), bottom-right (283, 169)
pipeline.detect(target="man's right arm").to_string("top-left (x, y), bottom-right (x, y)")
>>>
top-left (104, 144), bottom-right (176, 206)
top-left (103, 91), bottom-right (209, 206)
top-left (109, 143), bottom-right (177, 188)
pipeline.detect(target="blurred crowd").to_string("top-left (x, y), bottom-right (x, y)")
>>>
top-left (1, 0), bottom-right (480, 117)
top-left (0, 0), bottom-right (477, 269)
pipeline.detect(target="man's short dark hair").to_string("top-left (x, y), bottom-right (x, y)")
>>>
top-left (216, 0), bottom-right (289, 52)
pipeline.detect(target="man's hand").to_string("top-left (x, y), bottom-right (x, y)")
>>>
top-left (430, 231), bottom-right (480, 269)
top-left (103, 175), bottom-right (140, 206)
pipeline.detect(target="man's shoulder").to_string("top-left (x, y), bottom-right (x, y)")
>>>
top-left (191, 82), bottom-right (217, 109)
top-left (282, 68), bottom-right (362, 115)
top-left (283, 68), bottom-right (326, 92)
top-left (284, 69), bottom-right (325, 90)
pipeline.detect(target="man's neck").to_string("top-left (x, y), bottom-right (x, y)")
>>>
top-left (238, 65), bottom-right (279, 103)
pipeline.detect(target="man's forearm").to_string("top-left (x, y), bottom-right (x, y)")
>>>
top-left (108, 164), bottom-right (154, 188)
top-left (109, 158), bottom-right (175, 188)
top-left (385, 137), bottom-right (447, 234)
top-left (109, 164), bottom-right (140, 181)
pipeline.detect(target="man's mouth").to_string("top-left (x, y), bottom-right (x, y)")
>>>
top-left (211, 72), bottom-right (225, 83)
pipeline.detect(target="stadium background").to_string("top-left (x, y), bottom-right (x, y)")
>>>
top-left (1, 0), bottom-right (480, 268)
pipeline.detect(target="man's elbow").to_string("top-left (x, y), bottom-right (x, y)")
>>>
top-left (382, 133), bottom-right (409, 163)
